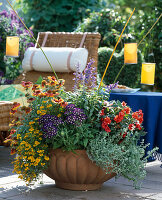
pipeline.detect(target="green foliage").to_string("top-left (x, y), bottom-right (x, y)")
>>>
top-left (75, 9), bottom-right (134, 51)
top-left (15, 0), bottom-right (100, 34)
top-left (87, 133), bottom-right (155, 188)
top-left (98, 47), bottom-right (143, 88)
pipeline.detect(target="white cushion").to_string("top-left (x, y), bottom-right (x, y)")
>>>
top-left (22, 47), bottom-right (88, 72)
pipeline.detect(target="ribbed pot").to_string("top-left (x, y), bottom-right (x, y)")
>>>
top-left (44, 149), bottom-right (116, 191)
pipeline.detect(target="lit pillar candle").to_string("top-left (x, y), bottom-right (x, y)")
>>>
top-left (6, 36), bottom-right (19, 57)
top-left (141, 63), bottom-right (155, 85)
top-left (124, 43), bottom-right (137, 64)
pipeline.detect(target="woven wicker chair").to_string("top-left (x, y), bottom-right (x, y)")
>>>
top-left (14, 32), bottom-right (101, 91)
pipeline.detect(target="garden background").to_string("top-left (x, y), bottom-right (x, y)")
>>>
top-left (0, 0), bottom-right (161, 91)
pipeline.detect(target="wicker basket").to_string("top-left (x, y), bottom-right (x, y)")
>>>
top-left (0, 101), bottom-right (14, 131)
top-left (14, 32), bottom-right (101, 91)
top-left (0, 101), bottom-right (14, 146)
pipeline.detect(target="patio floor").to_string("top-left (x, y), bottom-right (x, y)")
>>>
top-left (0, 146), bottom-right (162, 200)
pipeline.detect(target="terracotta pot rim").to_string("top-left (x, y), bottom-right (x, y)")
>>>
top-left (49, 148), bottom-right (87, 154)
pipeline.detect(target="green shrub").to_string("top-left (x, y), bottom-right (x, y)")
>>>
top-left (75, 9), bottom-right (134, 51)
top-left (98, 47), bottom-right (143, 88)
top-left (15, 0), bottom-right (100, 35)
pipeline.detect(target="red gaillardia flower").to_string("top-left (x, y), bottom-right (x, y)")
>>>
top-left (10, 102), bottom-right (20, 115)
top-left (41, 80), bottom-right (48, 88)
top-left (32, 84), bottom-right (40, 91)
top-left (33, 90), bottom-right (42, 96)
top-left (21, 81), bottom-right (32, 89)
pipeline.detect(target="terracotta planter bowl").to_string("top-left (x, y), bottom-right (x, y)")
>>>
top-left (44, 149), bottom-right (116, 191)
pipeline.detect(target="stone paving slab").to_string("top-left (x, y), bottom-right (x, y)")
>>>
top-left (0, 147), bottom-right (162, 200)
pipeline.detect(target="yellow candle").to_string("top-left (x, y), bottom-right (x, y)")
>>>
top-left (6, 36), bottom-right (19, 57)
top-left (141, 63), bottom-right (155, 85)
top-left (124, 43), bottom-right (137, 64)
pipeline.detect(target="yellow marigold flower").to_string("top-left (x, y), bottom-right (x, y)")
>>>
top-left (40, 111), bottom-right (46, 115)
top-left (16, 121), bottom-right (21, 125)
top-left (29, 121), bottom-right (35, 125)
top-left (57, 114), bottom-right (61, 117)
top-left (37, 110), bottom-right (41, 114)
top-left (20, 141), bottom-right (26, 145)
top-left (18, 175), bottom-right (23, 179)
top-left (33, 141), bottom-right (40, 147)
top-left (44, 156), bottom-right (49, 161)
top-left (41, 110), bottom-right (46, 113)
top-left (17, 134), bottom-right (21, 139)
top-left (47, 104), bottom-right (52, 108)
top-left (39, 154), bottom-right (43, 157)
top-left (35, 130), bottom-right (39, 134)
top-left (37, 150), bottom-right (44, 153)
top-left (34, 118), bottom-right (39, 120)
top-left (25, 167), bottom-right (29, 171)
top-left (40, 106), bottom-right (44, 109)
top-left (28, 156), bottom-right (35, 162)
top-left (34, 158), bottom-right (41, 166)
top-left (41, 163), bottom-right (45, 166)
top-left (29, 127), bottom-right (34, 132)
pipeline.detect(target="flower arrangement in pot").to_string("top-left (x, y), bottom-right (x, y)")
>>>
top-left (7, 60), bottom-right (156, 190)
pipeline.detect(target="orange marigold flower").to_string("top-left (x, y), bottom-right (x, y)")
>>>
top-left (21, 81), bottom-right (32, 88)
